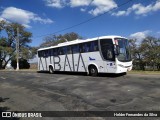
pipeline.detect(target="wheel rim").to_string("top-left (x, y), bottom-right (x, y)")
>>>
top-left (89, 66), bottom-right (97, 76)
top-left (49, 67), bottom-right (53, 73)
top-left (91, 68), bottom-right (96, 74)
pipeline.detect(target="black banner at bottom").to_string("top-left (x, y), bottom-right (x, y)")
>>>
top-left (1, 111), bottom-right (160, 118)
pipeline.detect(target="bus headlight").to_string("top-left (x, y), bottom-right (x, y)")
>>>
top-left (118, 64), bottom-right (125, 68)
top-left (118, 64), bottom-right (132, 68)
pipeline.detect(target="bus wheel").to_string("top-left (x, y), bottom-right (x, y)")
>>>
top-left (49, 66), bottom-right (54, 74)
top-left (89, 66), bottom-right (98, 76)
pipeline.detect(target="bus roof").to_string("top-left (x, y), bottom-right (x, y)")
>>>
top-left (38, 35), bottom-right (126, 51)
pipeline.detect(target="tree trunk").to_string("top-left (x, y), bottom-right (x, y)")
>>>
top-left (157, 64), bottom-right (160, 71)
top-left (2, 57), bottom-right (12, 69)
top-left (0, 59), bottom-right (2, 69)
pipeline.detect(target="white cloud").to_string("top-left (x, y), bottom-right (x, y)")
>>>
top-left (112, 0), bottom-right (160, 16)
top-left (70, 0), bottom-right (91, 7)
top-left (129, 30), bottom-right (151, 41)
top-left (111, 7), bottom-right (133, 16)
top-left (44, 0), bottom-right (160, 16)
top-left (0, 7), bottom-right (53, 28)
top-left (154, 31), bottom-right (160, 37)
top-left (80, 8), bottom-right (86, 12)
top-left (44, 0), bottom-right (117, 16)
top-left (44, 0), bottom-right (67, 8)
top-left (44, 0), bottom-right (92, 8)
top-left (0, 17), bottom-right (6, 21)
top-left (132, 3), bottom-right (152, 15)
top-left (112, 10), bottom-right (126, 16)
top-left (157, 31), bottom-right (160, 34)
top-left (70, 0), bottom-right (118, 16)
top-left (153, 0), bottom-right (160, 11)
top-left (88, 0), bottom-right (117, 16)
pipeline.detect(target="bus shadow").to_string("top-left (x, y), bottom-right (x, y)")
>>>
top-left (37, 71), bottom-right (88, 76)
top-left (38, 71), bottom-right (126, 77)
top-left (0, 97), bottom-right (20, 120)
top-left (53, 71), bottom-right (126, 77)
top-left (98, 72), bottom-right (126, 77)
top-left (53, 71), bottom-right (88, 76)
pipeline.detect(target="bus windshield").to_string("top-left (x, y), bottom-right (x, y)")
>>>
top-left (116, 38), bottom-right (131, 62)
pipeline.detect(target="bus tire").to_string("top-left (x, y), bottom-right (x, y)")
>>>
top-left (89, 65), bottom-right (98, 76)
top-left (49, 66), bottom-right (54, 74)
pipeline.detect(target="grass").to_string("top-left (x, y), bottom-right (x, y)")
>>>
top-left (128, 70), bottom-right (160, 75)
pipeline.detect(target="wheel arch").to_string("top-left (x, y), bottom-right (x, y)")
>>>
top-left (49, 64), bottom-right (54, 70)
top-left (88, 63), bottom-right (99, 73)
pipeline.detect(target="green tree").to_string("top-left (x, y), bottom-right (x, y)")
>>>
top-left (40, 32), bottom-right (82, 47)
top-left (129, 39), bottom-right (145, 70)
top-left (140, 36), bottom-right (160, 70)
top-left (129, 36), bottom-right (160, 71)
top-left (0, 20), bottom-right (36, 69)
top-left (11, 58), bottom-right (30, 69)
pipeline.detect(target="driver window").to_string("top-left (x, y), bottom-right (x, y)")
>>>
top-left (106, 45), bottom-right (114, 60)
top-left (107, 49), bottom-right (113, 59)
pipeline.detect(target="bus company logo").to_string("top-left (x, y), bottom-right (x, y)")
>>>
top-left (89, 57), bottom-right (95, 61)
top-left (2, 112), bottom-right (11, 117)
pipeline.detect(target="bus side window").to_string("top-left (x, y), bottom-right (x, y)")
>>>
top-left (42, 50), bottom-right (45, 57)
top-left (80, 42), bottom-right (93, 53)
top-left (48, 49), bottom-right (51, 56)
top-left (63, 46), bottom-right (67, 55)
top-left (57, 48), bottom-right (60, 55)
top-left (89, 41), bottom-right (99, 52)
top-left (90, 42), bottom-right (94, 52)
top-left (83, 43), bottom-right (86, 52)
top-left (44, 50), bottom-right (48, 57)
top-left (53, 48), bottom-right (58, 56)
top-left (72, 44), bottom-right (79, 54)
top-left (80, 43), bottom-right (87, 53)
top-left (67, 46), bottom-right (72, 54)
top-left (79, 44), bottom-right (83, 53)
top-left (50, 49), bottom-right (54, 56)
top-left (41, 51), bottom-right (44, 57)
top-left (58, 47), bottom-right (63, 55)
top-left (85, 43), bottom-right (90, 52)
top-left (94, 41), bottom-right (98, 51)
top-left (38, 51), bottom-right (41, 57)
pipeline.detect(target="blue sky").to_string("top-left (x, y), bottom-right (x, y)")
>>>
top-left (0, 0), bottom-right (160, 47)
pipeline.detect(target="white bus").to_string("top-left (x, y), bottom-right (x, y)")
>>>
top-left (37, 35), bottom-right (132, 76)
